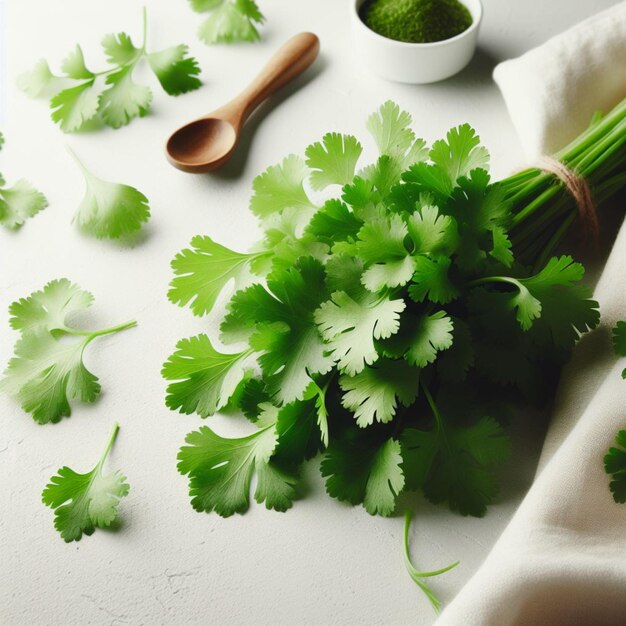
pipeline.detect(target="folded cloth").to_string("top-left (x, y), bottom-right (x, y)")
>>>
top-left (437, 223), bottom-right (626, 625)
top-left (437, 7), bottom-right (626, 625)
top-left (493, 1), bottom-right (626, 158)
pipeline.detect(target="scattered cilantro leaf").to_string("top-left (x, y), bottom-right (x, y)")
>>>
top-left (0, 279), bottom-right (136, 423)
top-left (19, 9), bottom-right (202, 132)
top-left (69, 147), bottom-right (150, 239)
top-left (0, 168), bottom-right (48, 230)
top-left (42, 422), bottom-right (129, 542)
top-left (192, 0), bottom-right (265, 45)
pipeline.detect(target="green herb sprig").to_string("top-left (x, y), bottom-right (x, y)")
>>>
top-left (1, 279), bottom-right (136, 424)
top-left (18, 8), bottom-right (202, 132)
top-left (188, 0), bottom-right (265, 44)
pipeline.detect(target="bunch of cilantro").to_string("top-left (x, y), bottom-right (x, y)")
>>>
top-left (163, 101), bottom-right (603, 519)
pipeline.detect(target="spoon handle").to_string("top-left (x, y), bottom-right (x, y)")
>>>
top-left (226, 32), bottom-right (320, 126)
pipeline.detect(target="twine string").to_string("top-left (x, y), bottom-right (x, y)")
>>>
top-left (535, 156), bottom-right (600, 246)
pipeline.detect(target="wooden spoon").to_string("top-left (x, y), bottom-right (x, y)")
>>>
top-left (166, 32), bottom-right (320, 173)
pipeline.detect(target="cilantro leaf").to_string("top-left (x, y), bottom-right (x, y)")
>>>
top-left (340, 359), bottom-right (419, 427)
top-left (20, 12), bottom-right (202, 132)
top-left (322, 431), bottom-right (404, 516)
top-left (147, 45), bottom-right (202, 95)
top-left (0, 279), bottom-right (136, 423)
top-left (50, 81), bottom-right (100, 133)
top-left (402, 392), bottom-right (510, 516)
top-left (315, 291), bottom-right (405, 375)
top-left (168, 235), bottom-right (267, 316)
top-left (42, 423), bottom-right (129, 542)
top-left (383, 311), bottom-right (454, 368)
top-left (0, 332), bottom-right (101, 424)
top-left (222, 257), bottom-right (334, 403)
top-left (305, 133), bottom-right (363, 190)
top-left (429, 124), bottom-right (489, 188)
top-left (17, 59), bottom-right (63, 97)
top-left (366, 100), bottom-right (428, 168)
top-left (0, 179), bottom-right (48, 230)
top-left (357, 214), bottom-right (415, 291)
top-left (305, 199), bottom-right (363, 246)
top-left (194, 0), bottom-right (265, 44)
top-left (178, 407), bottom-right (296, 516)
top-left (101, 32), bottom-right (141, 66)
top-left (250, 155), bottom-right (315, 220)
top-left (407, 205), bottom-right (458, 256)
top-left (99, 66), bottom-right (152, 129)
top-left (613, 322), bottom-right (626, 379)
top-left (60, 45), bottom-right (94, 80)
top-left (70, 148), bottom-right (150, 239)
top-left (8, 278), bottom-right (93, 334)
top-left (409, 255), bottom-right (459, 304)
top-left (162, 334), bottom-right (255, 417)
top-left (604, 430), bottom-right (626, 503)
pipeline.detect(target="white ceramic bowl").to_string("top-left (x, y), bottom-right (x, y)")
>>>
top-left (351, 0), bottom-right (483, 84)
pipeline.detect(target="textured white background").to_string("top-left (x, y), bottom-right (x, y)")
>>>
top-left (0, 0), bottom-right (619, 624)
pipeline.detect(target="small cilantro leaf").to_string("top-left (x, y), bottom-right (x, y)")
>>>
top-left (407, 205), bottom-right (458, 256)
top-left (357, 213), bottom-right (415, 291)
top-left (322, 431), bottom-right (404, 516)
top-left (42, 423), bottom-right (129, 542)
top-left (50, 82), bottom-right (101, 133)
top-left (409, 255), bottom-right (459, 304)
top-left (604, 430), bottom-right (626, 503)
top-left (305, 133), bottom-right (363, 190)
top-left (178, 409), bottom-right (296, 517)
top-left (162, 334), bottom-right (255, 417)
top-left (71, 148), bottom-right (150, 239)
top-left (315, 291), bottom-right (405, 375)
top-left (0, 179), bottom-right (48, 230)
top-left (384, 311), bottom-right (454, 368)
top-left (99, 66), bottom-right (152, 129)
top-left (340, 359), bottom-right (419, 427)
top-left (250, 155), bottom-right (315, 220)
top-left (305, 199), bottom-right (363, 245)
top-left (0, 280), bottom-right (136, 423)
top-left (17, 60), bottom-right (63, 97)
top-left (169, 235), bottom-right (265, 316)
top-left (429, 124), bottom-right (489, 187)
top-left (61, 45), bottom-right (94, 80)
top-left (147, 45), bottom-right (202, 95)
top-left (195, 0), bottom-right (265, 44)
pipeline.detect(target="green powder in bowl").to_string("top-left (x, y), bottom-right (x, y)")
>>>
top-left (361, 0), bottom-right (473, 44)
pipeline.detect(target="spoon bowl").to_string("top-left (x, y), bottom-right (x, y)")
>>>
top-left (165, 32), bottom-right (320, 174)
top-left (166, 118), bottom-right (238, 172)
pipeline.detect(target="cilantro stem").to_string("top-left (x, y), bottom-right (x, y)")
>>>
top-left (403, 511), bottom-right (460, 613)
top-left (98, 421), bottom-right (121, 470)
top-left (64, 319), bottom-right (138, 340)
top-left (141, 6), bottom-right (148, 53)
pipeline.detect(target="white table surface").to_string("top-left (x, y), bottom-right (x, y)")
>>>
top-left (0, 1), bottom-right (619, 624)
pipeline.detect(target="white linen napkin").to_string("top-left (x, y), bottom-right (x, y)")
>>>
top-left (493, 1), bottom-right (626, 158)
top-left (438, 6), bottom-right (626, 624)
